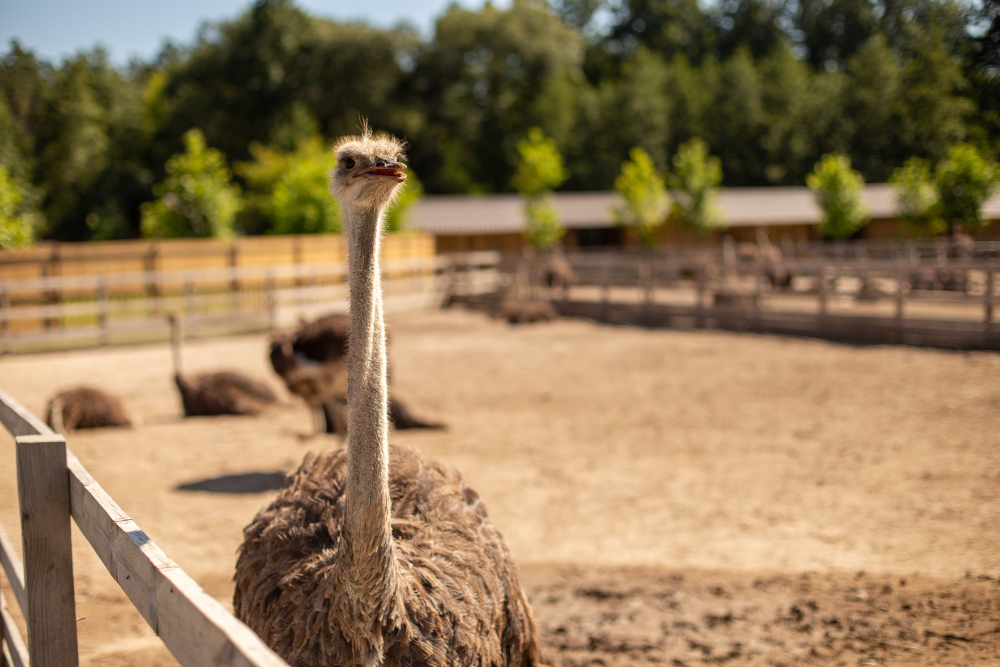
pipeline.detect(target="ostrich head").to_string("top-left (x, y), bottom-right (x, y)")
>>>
top-left (330, 127), bottom-right (407, 218)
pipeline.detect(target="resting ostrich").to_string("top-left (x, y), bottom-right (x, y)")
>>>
top-left (45, 386), bottom-right (135, 433)
top-left (168, 314), bottom-right (278, 417)
top-left (270, 313), bottom-right (444, 436)
top-left (235, 129), bottom-right (542, 667)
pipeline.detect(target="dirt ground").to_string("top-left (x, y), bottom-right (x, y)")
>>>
top-left (0, 309), bottom-right (998, 665)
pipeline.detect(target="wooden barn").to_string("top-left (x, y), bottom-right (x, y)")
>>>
top-left (407, 185), bottom-right (1000, 253)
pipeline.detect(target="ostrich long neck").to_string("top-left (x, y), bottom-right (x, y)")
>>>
top-left (341, 201), bottom-right (399, 617)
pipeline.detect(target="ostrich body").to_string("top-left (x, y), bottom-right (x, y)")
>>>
top-left (270, 314), bottom-right (444, 436)
top-left (45, 386), bottom-right (134, 432)
top-left (168, 315), bottom-right (277, 417)
top-left (235, 129), bottom-right (542, 667)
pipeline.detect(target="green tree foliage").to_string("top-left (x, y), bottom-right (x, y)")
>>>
top-left (613, 146), bottom-right (670, 247)
top-left (890, 157), bottom-right (941, 232)
top-left (933, 143), bottom-right (1000, 233)
top-left (522, 197), bottom-right (566, 249)
top-left (1, 0), bottom-right (999, 241)
top-left (668, 138), bottom-right (725, 233)
top-left (514, 127), bottom-right (569, 249)
top-left (807, 154), bottom-right (869, 239)
top-left (385, 170), bottom-right (424, 233)
top-left (236, 135), bottom-right (339, 235)
top-left (141, 129), bottom-right (242, 238)
top-left (411, 0), bottom-right (583, 193)
top-left (613, 147), bottom-right (670, 246)
top-left (0, 166), bottom-right (38, 248)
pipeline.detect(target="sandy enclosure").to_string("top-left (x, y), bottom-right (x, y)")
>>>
top-left (0, 309), bottom-right (998, 665)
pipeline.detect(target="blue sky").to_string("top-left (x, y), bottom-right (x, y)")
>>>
top-left (0, 0), bottom-right (509, 65)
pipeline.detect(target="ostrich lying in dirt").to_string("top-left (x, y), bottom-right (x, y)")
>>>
top-left (235, 128), bottom-right (542, 666)
top-left (168, 314), bottom-right (277, 417)
top-left (270, 313), bottom-right (444, 436)
top-left (45, 386), bottom-right (136, 433)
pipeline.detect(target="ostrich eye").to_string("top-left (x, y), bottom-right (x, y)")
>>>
top-left (341, 157), bottom-right (356, 170)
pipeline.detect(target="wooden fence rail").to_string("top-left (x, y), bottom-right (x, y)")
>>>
top-left (502, 251), bottom-right (1000, 350)
top-left (0, 387), bottom-right (291, 666)
top-left (1, 252), bottom-right (501, 354)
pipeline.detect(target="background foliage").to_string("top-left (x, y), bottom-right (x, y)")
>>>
top-left (1, 0), bottom-right (998, 241)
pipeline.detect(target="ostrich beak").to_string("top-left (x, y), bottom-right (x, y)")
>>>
top-left (356, 162), bottom-right (407, 183)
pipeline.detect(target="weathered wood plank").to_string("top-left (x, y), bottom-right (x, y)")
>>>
top-left (15, 433), bottom-right (78, 666)
top-left (0, 387), bottom-right (51, 437)
top-left (1, 590), bottom-right (28, 667)
top-left (66, 452), bottom-right (287, 666)
top-left (0, 522), bottom-right (26, 616)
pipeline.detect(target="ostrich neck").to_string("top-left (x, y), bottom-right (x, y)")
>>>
top-left (341, 201), bottom-right (399, 616)
top-left (171, 320), bottom-right (184, 377)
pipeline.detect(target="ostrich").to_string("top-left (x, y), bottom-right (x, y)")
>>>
top-left (168, 314), bottom-right (278, 417)
top-left (270, 313), bottom-right (445, 437)
top-left (234, 128), bottom-right (542, 666)
top-left (45, 386), bottom-right (135, 433)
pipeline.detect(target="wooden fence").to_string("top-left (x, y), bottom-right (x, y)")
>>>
top-left (505, 250), bottom-right (1000, 350)
top-left (0, 251), bottom-right (502, 354)
top-left (0, 387), bottom-right (292, 666)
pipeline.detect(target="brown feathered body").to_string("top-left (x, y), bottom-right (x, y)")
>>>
top-left (45, 386), bottom-right (133, 432)
top-left (175, 371), bottom-right (277, 417)
top-left (234, 443), bottom-right (542, 667)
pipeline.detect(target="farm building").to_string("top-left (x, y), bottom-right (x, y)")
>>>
top-left (407, 184), bottom-right (1000, 253)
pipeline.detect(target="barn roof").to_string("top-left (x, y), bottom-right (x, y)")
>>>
top-left (407, 184), bottom-right (1000, 236)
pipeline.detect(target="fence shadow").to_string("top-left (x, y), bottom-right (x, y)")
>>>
top-left (176, 470), bottom-right (287, 494)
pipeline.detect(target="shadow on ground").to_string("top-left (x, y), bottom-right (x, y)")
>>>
top-left (176, 471), bottom-right (286, 493)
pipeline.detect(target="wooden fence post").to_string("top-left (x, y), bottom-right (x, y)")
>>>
top-left (641, 260), bottom-right (653, 310)
top-left (1, 284), bottom-right (9, 355)
top-left (696, 270), bottom-right (706, 329)
top-left (986, 267), bottom-right (995, 343)
top-left (895, 266), bottom-right (906, 339)
top-left (600, 260), bottom-right (612, 318)
top-left (15, 433), bottom-right (79, 666)
top-left (185, 274), bottom-right (195, 321)
top-left (97, 278), bottom-right (109, 346)
top-left (818, 267), bottom-right (829, 319)
top-left (230, 242), bottom-right (241, 314)
top-left (267, 271), bottom-right (277, 332)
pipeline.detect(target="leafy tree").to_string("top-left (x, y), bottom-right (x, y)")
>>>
top-left (385, 169), bottom-right (424, 232)
top-left (704, 47), bottom-right (767, 185)
top-left (522, 197), bottom-right (565, 249)
top-left (141, 129), bottom-right (242, 238)
top-left (713, 0), bottom-right (787, 60)
top-left (513, 127), bottom-right (570, 196)
top-left (0, 166), bottom-right (38, 248)
top-left (890, 157), bottom-right (941, 232)
top-left (806, 153), bottom-right (869, 239)
top-left (513, 127), bottom-right (568, 249)
top-left (668, 138), bottom-right (724, 233)
top-left (605, 0), bottom-right (716, 63)
top-left (583, 47), bottom-right (671, 188)
top-left (933, 143), bottom-right (1000, 234)
top-left (412, 0), bottom-right (583, 193)
top-left (613, 147), bottom-right (670, 246)
top-left (236, 135), bottom-right (339, 235)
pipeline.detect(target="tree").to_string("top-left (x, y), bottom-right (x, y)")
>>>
top-left (513, 127), bottom-right (568, 249)
top-left (385, 169), bottom-right (424, 232)
top-left (933, 143), bottom-right (1000, 234)
top-left (141, 129), bottom-right (242, 238)
top-left (669, 138), bottom-right (724, 233)
top-left (890, 157), bottom-right (941, 233)
top-left (236, 135), bottom-right (340, 235)
top-left (806, 153), bottom-right (869, 239)
top-left (613, 146), bottom-right (669, 246)
top-left (0, 166), bottom-right (38, 248)
top-left (412, 0), bottom-right (583, 193)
